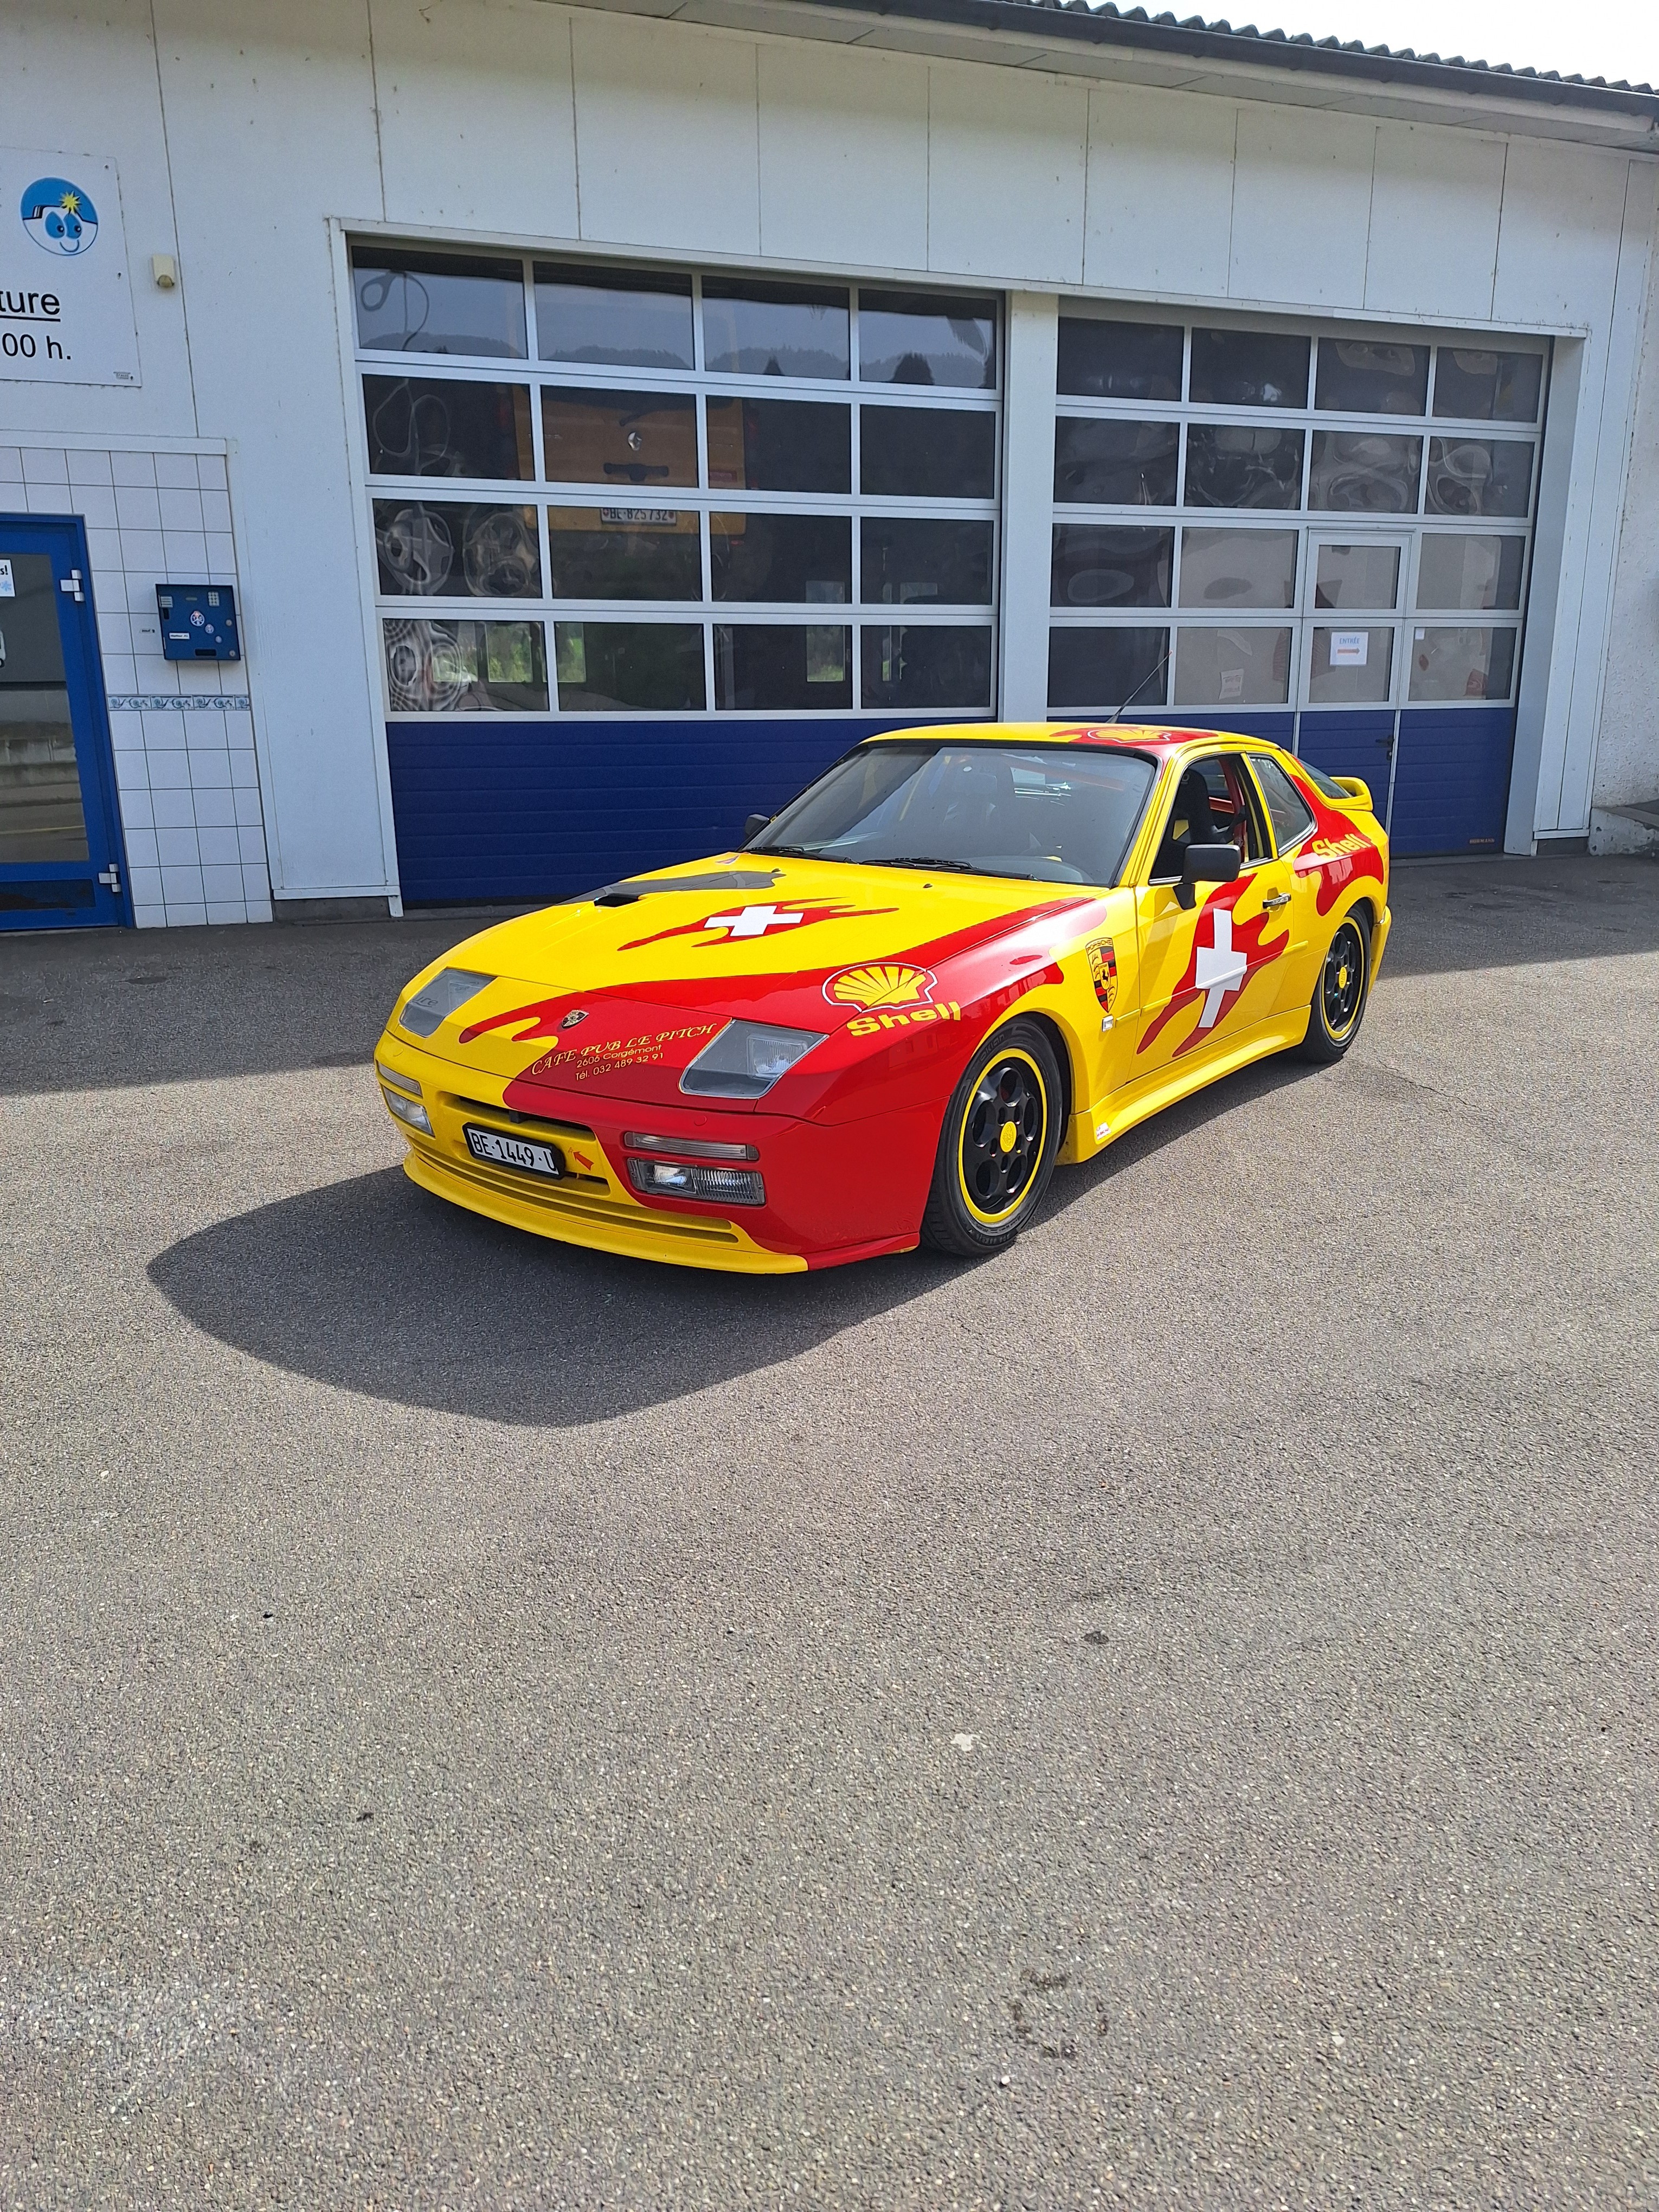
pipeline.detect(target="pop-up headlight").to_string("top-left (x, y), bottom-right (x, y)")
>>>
top-left (398, 967), bottom-right (494, 1038)
top-left (678, 1020), bottom-right (826, 1100)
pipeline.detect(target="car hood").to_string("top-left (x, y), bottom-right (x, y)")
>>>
top-left (389, 853), bottom-right (1107, 1109)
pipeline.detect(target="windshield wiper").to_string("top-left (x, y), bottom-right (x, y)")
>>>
top-left (751, 842), bottom-right (823, 859)
top-left (866, 854), bottom-right (1038, 881)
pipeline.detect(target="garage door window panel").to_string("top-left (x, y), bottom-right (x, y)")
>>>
top-left (554, 621), bottom-right (706, 711)
top-left (1185, 426), bottom-right (1304, 511)
top-left (355, 249), bottom-right (529, 360)
top-left (1308, 625), bottom-right (1394, 705)
top-left (533, 263), bottom-right (695, 371)
top-left (711, 513), bottom-right (851, 604)
top-left (1308, 432), bottom-right (1422, 515)
top-left (363, 376), bottom-right (534, 481)
top-left (374, 501), bottom-right (542, 599)
top-left (1432, 348), bottom-right (1544, 424)
top-left (1190, 329), bottom-right (1309, 409)
top-left (384, 618), bottom-right (548, 712)
top-left (1415, 533), bottom-right (1525, 611)
top-left (1178, 528), bottom-right (1296, 609)
top-left (715, 624), bottom-right (853, 710)
top-left (861, 407), bottom-right (995, 501)
top-left (1052, 525), bottom-right (1171, 610)
top-left (706, 397), bottom-right (851, 494)
top-left (1314, 542), bottom-right (1400, 610)
top-left (541, 390), bottom-right (698, 489)
top-left (703, 280), bottom-right (850, 380)
top-left (547, 509), bottom-right (703, 601)
top-left (1424, 439), bottom-right (1534, 519)
top-left (1054, 418), bottom-right (1178, 508)
top-left (865, 518), bottom-right (993, 607)
top-left (1408, 625), bottom-right (1516, 702)
top-left (1315, 339), bottom-right (1429, 417)
top-left (858, 291), bottom-right (996, 389)
top-left (1057, 319), bottom-right (1183, 403)
top-left (861, 625), bottom-right (993, 710)
top-left (1174, 626), bottom-right (1292, 707)
top-left (1047, 626), bottom-right (1169, 715)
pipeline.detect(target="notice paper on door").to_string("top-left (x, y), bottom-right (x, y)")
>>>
top-left (0, 559), bottom-right (13, 598)
top-left (1329, 630), bottom-right (1369, 666)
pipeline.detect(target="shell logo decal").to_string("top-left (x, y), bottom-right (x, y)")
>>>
top-left (824, 962), bottom-right (936, 1011)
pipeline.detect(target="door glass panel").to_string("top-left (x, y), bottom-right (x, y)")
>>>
top-left (1433, 348), bottom-right (1544, 424)
top-left (353, 249), bottom-right (528, 359)
top-left (383, 617), bottom-right (548, 712)
top-left (864, 518), bottom-right (993, 605)
top-left (1179, 528), bottom-right (1296, 608)
top-left (1315, 339), bottom-right (1429, 416)
top-left (541, 389), bottom-right (697, 489)
top-left (857, 292), bottom-right (996, 389)
top-left (363, 377), bottom-right (534, 480)
top-left (1424, 439), bottom-right (1533, 518)
top-left (860, 625), bottom-right (993, 709)
top-left (1057, 319), bottom-right (1182, 401)
top-left (713, 623), bottom-right (852, 708)
top-left (533, 263), bottom-right (695, 371)
top-left (1314, 542), bottom-right (1400, 609)
top-left (1173, 626), bottom-right (1292, 706)
top-left (372, 501), bottom-right (541, 597)
top-left (703, 280), bottom-right (848, 380)
top-left (859, 407), bottom-right (995, 499)
top-left (1309, 624), bottom-right (1394, 705)
top-left (546, 508), bottom-right (702, 601)
top-left (1251, 754), bottom-right (1317, 848)
top-left (553, 621), bottom-right (706, 711)
top-left (1051, 525), bottom-right (1172, 609)
top-left (710, 513), bottom-right (851, 604)
top-left (1408, 625), bottom-right (1517, 702)
top-left (1054, 419), bottom-right (1178, 507)
top-left (0, 551), bottom-right (87, 862)
top-left (1184, 426), bottom-right (1304, 510)
top-left (1189, 329), bottom-right (1309, 408)
top-left (1308, 431), bottom-right (1421, 513)
top-left (1415, 533), bottom-right (1525, 610)
top-left (706, 397), bottom-right (851, 493)
top-left (1047, 626), bottom-right (1169, 714)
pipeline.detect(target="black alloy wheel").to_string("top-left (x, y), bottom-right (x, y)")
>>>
top-left (921, 1018), bottom-right (1064, 1258)
top-left (1297, 912), bottom-right (1371, 1062)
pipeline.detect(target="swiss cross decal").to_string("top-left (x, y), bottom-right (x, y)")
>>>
top-left (1139, 884), bottom-right (1290, 1060)
top-left (1193, 907), bottom-right (1248, 1029)
top-left (700, 904), bottom-right (803, 939)
top-left (619, 898), bottom-right (896, 950)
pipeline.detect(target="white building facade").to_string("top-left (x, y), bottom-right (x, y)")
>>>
top-left (2, 0), bottom-right (1656, 931)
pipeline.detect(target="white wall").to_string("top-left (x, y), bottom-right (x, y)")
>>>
top-left (2, 0), bottom-right (1655, 912)
top-left (1592, 205), bottom-right (1659, 820)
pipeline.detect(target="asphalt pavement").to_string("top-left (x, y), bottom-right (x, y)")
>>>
top-left (3, 855), bottom-right (1657, 2209)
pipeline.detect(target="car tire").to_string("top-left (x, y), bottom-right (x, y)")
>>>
top-left (1297, 909), bottom-right (1372, 1063)
top-left (920, 1019), bottom-right (1064, 1258)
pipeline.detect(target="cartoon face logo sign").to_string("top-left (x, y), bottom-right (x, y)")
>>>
top-left (824, 962), bottom-right (935, 1012)
top-left (1085, 937), bottom-right (1117, 1014)
top-left (20, 178), bottom-right (99, 257)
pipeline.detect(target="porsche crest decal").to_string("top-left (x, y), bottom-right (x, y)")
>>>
top-left (1085, 937), bottom-right (1118, 1014)
top-left (824, 962), bottom-right (936, 1011)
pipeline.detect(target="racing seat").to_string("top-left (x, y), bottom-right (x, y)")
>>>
top-left (1153, 766), bottom-right (1215, 879)
top-left (938, 753), bottom-right (1023, 860)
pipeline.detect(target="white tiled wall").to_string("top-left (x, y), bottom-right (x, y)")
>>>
top-left (0, 441), bottom-right (273, 928)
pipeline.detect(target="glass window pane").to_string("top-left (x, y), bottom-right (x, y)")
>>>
top-left (1309, 625), bottom-right (1394, 705)
top-left (1173, 626), bottom-right (1292, 706)
top-left (1054, 419), bottom-right (1179, 507)
top-left (1315, 338), bottom-right (1429, 416)
top-left (863, 518), bottom-right (993, 606)
top-left (546, 506), bottom-right (701, 600)
top-left (353, 249), bottom-right (526, 359)
top-left (0, 550), bottom-right (87, 862)
top-left (1425, 438), bottom-right (1534, 518)
top-left (710, 513), bottom-right (851, 603)
top-left (1251, 754), bottom-right (1317, 848)
top-left (1051, 525), bottom-right (1172, 609)
top-left (1308, 431), bottom-right (1421, 514)
top-left (541, 388), bottom-right (697, 490)
top-left (383, 618), bottom-right (548, 712)
top-left (861, 624), bottom-right (993, 709)
top-left (1407, 625), bottom-right (1517, 702)
top-left (533, 262), bottom-right (694, 370)
top-left (1178, 528), bottom-right (1296, 609)
top-left (363, 376), bottom-right (533, 480)
top-left (1184, 426), bottom-right (1303, 510)
top-left (1056, 319), bottom-right (1182, 401)
top-left (714, 623), bottom-right (852, 709)
top-left (1314, 542), bottom-right (1401, 610)
top-left (1189, 328), bottom-right (1308, 408)
top-left (1046, 626), bottom-right (1169, 715)
top-left (858, 290), bottom-right (996, 389)
top-left (1433, 348), bottom-right (1545, 423)
top-left (552, 621), bottom-right (706, 711)
top-left (373, 501), bottom-right (542, 597)
top-left (706, 397), bottom-right (850, 493)
top-left (1414, 533), bottom-right (1525, 611)
top-left (860, 406), bottom-right (995, 499)
top-left (703, 279), bottom-right (848, 379)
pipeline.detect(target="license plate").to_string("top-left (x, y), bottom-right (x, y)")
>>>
top-left (463, 1123), bottom-right (563, 1179)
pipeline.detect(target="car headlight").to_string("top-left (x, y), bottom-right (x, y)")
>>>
top-left (627, 1158), bottom-right (766, 1206)
top-left (678, 1019), bottom-right (826, 1100)
top-left (398, 967), bottom-right (494, 1038)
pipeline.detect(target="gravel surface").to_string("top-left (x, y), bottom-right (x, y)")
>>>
top-left (2, 857), bottom-right (1657, 2210)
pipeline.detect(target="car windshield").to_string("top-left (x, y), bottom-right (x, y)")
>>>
top-left (751, 741), bottom-right (1159, 886)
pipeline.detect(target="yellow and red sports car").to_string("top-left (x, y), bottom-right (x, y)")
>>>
top-left (374, 723), bottom-right (1389, 1272)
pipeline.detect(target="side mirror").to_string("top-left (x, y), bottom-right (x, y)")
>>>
top-left (1176, 841), bottom-right (1240, 909)
top-left (743, 812), bottom-right (771, 845)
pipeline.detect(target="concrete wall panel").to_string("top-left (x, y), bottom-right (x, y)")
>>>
top-left (927, 62), bottom-right (1086, 287)
top-left (756, 42), bottom-right (929, 273)
top-left (1084, 83), bottom-right (1236, 302)
top-left (1366, 124), bottom-right (1504, 323)
top-left (1229, 106), bottom-right (1374, 311)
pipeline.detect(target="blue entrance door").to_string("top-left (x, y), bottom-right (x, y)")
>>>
top-left (0, 515), bottom-right (128, 930)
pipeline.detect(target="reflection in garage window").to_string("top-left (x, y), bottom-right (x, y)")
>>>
top-left (1054, 418), bottom-right (1178, 507)
top-left (865, 517), bottom-right (994, 606)
top-left (861, 625), bottom-right (993, 709)
top-left (1432, 348), bottom-right (1544, 423)
top-left (705, 396), bottom-right (851, 494)
top-left (1173, 625), bottom-right (1292, 706)
top-left (374, 502), bottom-right (542, 598)
top-left (541, 389), bottom-right (697, 488)
top-left (1178, 528), bottom-right (1296, 608)
top-left (858, 291), bottom-right (996, 389)
top-left (355, 249), bottom-right (528, 359)
top-left (1424, 439), bottom-right (1533, 518)
top-left (546, 508), bottom-right (702, 601)
top-left (1414, 533), bottom-right (1525, 611)
top-left (1185, 425), bottom-right (1304, 510)
top-left (363, 377), bottom-right (534, 480)
top-left (1057, 319), bottom-right (1182, 403)
top-left (1047, 625), bottom-right (1169, 714)
top-left (1189, 327), bottom-right (1309, 409)
top-left (553, 621), bottom-right (706, 711)
top-left (383, 619), bottom-right (548, 712)
top-left (1314, 340), bottom-right (1429, 417)
top-left (703, 280), bottom-right (848, 379)
top-left (715, 623), bottom-right (852, 709)
top-left (710, 513), bottom-right (851, 603)
top-left (1408, 625), bottom-right (1517, 701)
top-left (533, 263), bottom-right (695, 371)
top-left (860, 406), bottom-right (995, 500)
top-left (1051, 524), bottom-right (1172, 609)
top-left (1307, 431), bottom-right (1422, 513)
top-left (1313, 542), bottom-right (1400, 609)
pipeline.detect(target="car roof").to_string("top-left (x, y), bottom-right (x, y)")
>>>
top-left (856, 721), bottom-right (1275, 758)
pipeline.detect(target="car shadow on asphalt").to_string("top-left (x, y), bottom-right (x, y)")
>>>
top-left (145, 1053), bottom-right (1319, 1427)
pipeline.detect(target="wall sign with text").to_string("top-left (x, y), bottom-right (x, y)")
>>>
top-left (0, 147), bottom-right (139, 387)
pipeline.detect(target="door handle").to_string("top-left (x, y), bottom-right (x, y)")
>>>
top-left (97, 864), bottom-right (122, 893)
top-left (1262, 892), bottom-right (1291, 909)
top-left (60, 568), bottom-right (85, 603)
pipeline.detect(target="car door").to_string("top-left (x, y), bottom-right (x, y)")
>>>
top-left (1128, 749), bottom-right (1296, 1083)
top-left (1244, 749), bottom-right (1326, 1015)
